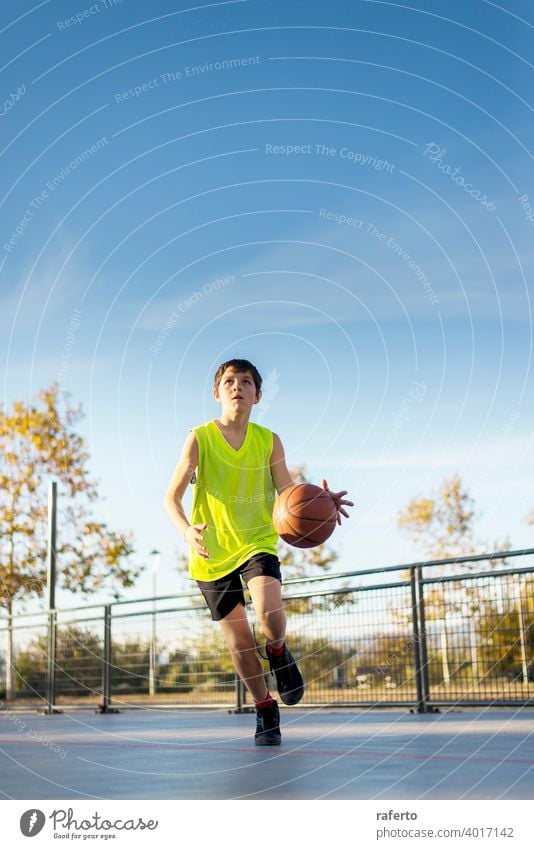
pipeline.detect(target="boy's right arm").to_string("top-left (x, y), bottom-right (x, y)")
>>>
top-left (164, 431), bottom-right (210, 560)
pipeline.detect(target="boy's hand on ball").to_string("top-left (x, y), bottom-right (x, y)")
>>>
top-left (321, 479), bottom-right (354, 525)
top-left (184, 523), bottom-right (210, 559)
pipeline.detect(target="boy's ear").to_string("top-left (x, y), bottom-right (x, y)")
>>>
top-left (253, 389), bottom-right (262, 405)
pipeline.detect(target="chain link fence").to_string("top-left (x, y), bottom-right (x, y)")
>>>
top-left (1, 548), bottom-right (533, 712)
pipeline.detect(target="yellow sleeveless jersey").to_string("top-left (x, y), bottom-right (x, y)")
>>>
top-left (188, 420), bottom-right (279, 581)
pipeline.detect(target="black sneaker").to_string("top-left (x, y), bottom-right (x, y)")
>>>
top-left (255, 699), bottom-right (281, 746)
top-left (267, 645), bottom-right (305, 706)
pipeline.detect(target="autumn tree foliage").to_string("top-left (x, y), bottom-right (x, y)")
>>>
top-left (1, 385), bottom-right (140, 697)
top-left (396, 474), bottom-right (512, 685)
top-left (397, 473), bottom-right (510, 560)
top-left (397, 474), bottom-right (478, 559)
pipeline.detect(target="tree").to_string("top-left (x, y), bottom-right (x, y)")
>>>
top-left (396, 474), bottom-right (510, 686)
top-left (397, 474), bottom-right (478, 559)
top-left (14, 626), bottom-right (103, 699)
top-left (476, 584), bottom-right (534, 685)
top-left (397, 473), bottom-right (511, 567)
top-left (0, 384), bottom-right (140, 700)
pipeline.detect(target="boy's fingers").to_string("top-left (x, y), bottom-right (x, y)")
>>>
top-left (195, 540), bottom-right (209, 553)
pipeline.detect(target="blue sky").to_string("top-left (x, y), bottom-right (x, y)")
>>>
top-left (1, 0), bottom-right (533, 607)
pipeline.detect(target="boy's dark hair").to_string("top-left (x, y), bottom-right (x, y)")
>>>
top-left (214, 359), bottom-right (262, 395)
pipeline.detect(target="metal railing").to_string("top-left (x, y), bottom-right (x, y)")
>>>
top-left (1, 548), bottom-right (533, 713)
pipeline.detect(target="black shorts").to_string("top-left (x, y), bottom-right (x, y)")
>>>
top-left (196, 552), bottom-right (282, 621)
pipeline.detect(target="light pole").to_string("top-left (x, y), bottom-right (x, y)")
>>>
top-left (149, 549), bottom-right (161, 697)
top-left (45, 481), bottom-right (62, 713)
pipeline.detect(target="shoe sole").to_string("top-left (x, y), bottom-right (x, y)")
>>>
top-left (268, 651), bottom-right (305, 706)
top-left (279, 687), bottom-right (304, 706)
top-left (276, 670), bottom-right (305, 705)
top-left (255, 737), bottom-right (282, 746)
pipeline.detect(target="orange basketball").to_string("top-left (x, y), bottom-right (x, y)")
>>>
top-left (272, 483), bottom-right (337, 548)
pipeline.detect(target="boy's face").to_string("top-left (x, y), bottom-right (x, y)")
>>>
top-left (214, 368), bottom-right (261, 412)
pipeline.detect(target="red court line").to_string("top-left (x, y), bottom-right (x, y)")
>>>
top-left (1, 739), bottom-right (533, 764)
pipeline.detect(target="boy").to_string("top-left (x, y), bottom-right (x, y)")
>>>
top-left (164, 358), bottom-right (353, 745)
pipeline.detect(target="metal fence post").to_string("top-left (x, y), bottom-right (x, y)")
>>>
top-left (410, 567), bottom-right (426, 713)
top-left (97, 604), bottom-right (119, 713)
top-left (416, 565), bottom-right (432, 711)
top-left (235, 672), bottom-right (242, 712)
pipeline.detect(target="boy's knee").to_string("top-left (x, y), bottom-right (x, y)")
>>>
top-left (227, 633), bottom-right (255, 655)
top-left (257, 608), bottom-right (284, 632)
top-left (256, 609), bottom-right (271, 628)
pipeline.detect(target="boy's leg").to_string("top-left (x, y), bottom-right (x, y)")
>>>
top-left (218, 602), bottom-right (270, 702)
top-left (246, 575), bottom-right (286, 648)
top-left (198, 567), bottom-right (281, 744)
top-left (248, 574), bottom-right (305, 706)
top-left (219, 602), bottom-right (282, 745)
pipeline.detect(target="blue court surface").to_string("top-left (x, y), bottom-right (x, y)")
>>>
top-left (1, 707), bottom-right (533, 800)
